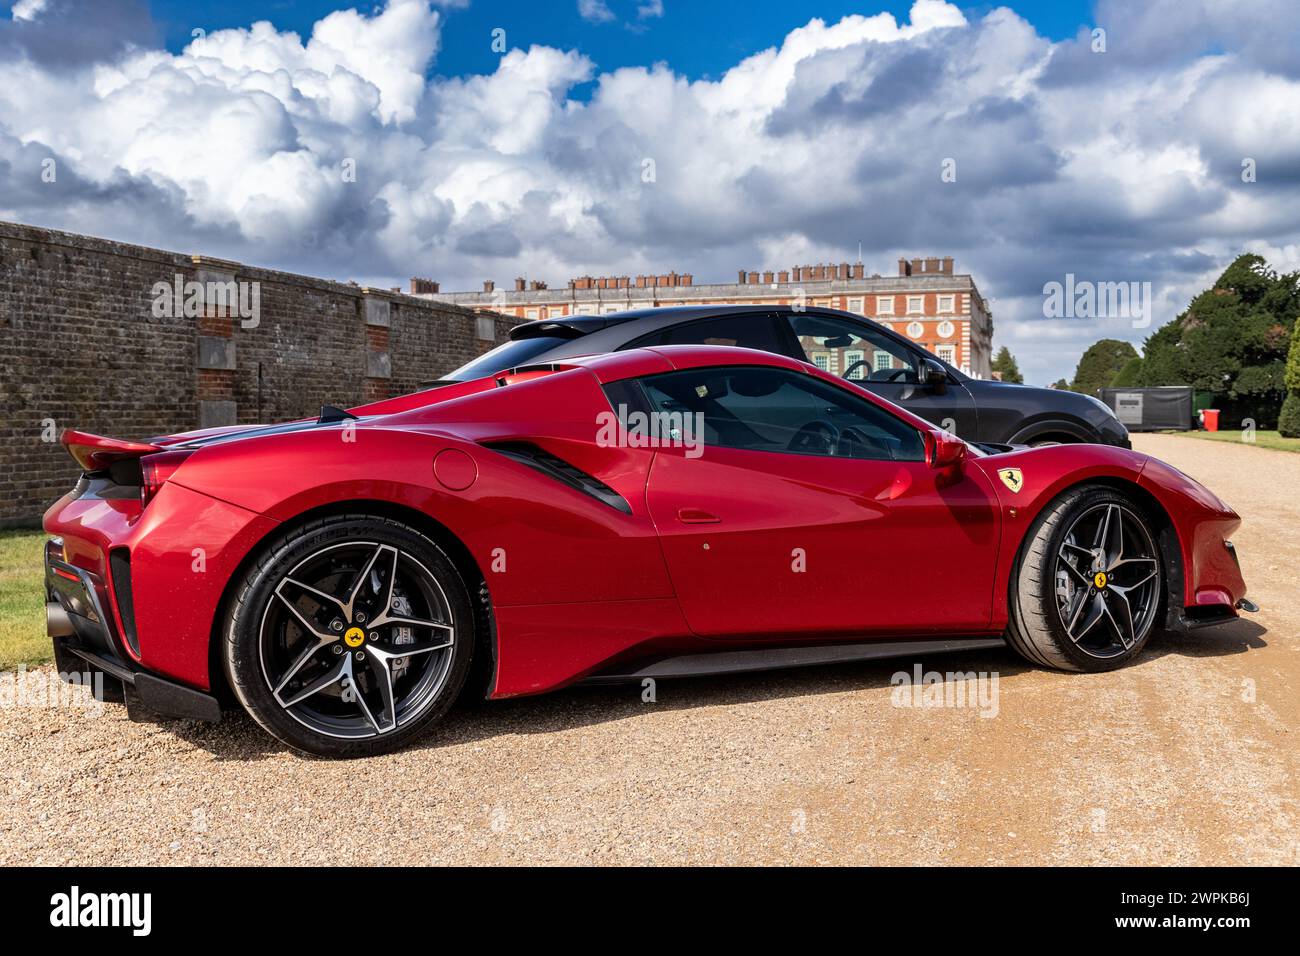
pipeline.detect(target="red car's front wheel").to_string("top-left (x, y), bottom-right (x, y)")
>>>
top-left (1007, 487), bottom-right (1165, 672)
top-left (223, 515), bottom-right (475, 757)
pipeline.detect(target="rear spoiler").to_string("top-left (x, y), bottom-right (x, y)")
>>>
top-left (61, 430), bottom-right (163, 472)
top-left (511, 320), bottom-right (592, 340)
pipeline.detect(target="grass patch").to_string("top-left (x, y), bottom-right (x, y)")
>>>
top-left (0, 529), bottom-right (50, 671)
top-left (1169, 429), bottom-right (1300, 454)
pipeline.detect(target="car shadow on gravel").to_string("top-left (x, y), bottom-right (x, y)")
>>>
top-left (161, 618), bottom-right (1271, 760)
top-left (1139, 617), bottom-right (1268, 663)
top-left (421, 619), bottom-right (1271, 752)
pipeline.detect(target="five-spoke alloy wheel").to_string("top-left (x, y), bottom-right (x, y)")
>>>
top-left (1007, 487), bottom-right (1167, 672)
top-left (1053, 502), bottom-right (1161, 659)
top-left (224, 515), bottom-right (475, 757)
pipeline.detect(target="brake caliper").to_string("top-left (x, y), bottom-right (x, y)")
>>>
top-left (389, 590), bottom-right (416, 680)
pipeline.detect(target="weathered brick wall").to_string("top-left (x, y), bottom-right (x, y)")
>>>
top-left (0, 221), bottom-right (512, 527)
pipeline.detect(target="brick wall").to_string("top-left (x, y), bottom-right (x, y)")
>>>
top-left (0, 220), bottom-right (512, 527)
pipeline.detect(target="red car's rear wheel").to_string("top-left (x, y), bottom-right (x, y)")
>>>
top-left (1007, 487), bottom-right (1164, 672)
top-left (223, 515), bottom-right (474, 757)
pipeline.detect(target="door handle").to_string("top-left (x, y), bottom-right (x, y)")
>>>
top-left (677, 508), bottom-right (721, 524)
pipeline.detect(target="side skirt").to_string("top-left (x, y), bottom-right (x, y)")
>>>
top-left (581, 637), bottom-right (1008, 684)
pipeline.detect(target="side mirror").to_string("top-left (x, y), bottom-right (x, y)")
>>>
top-left (926, 429), bottom-right (966, 469)
top-left (920, 358), bottom-right (947, 389)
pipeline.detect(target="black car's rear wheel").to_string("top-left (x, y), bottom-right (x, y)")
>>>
top-left (1007, 487), bottom-right (1164, 671)
top-left (224, 515), bottom-right (474, 757)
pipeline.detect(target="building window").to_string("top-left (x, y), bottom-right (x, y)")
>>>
top-left (844, 349), bottom-right (865, 379)
top-left (847, 297), bottom-right (864, 314)
top-left (907, 295), bottom-right (924, 314)
top-left (937, 344), bottom-right (956, 365)
top-left (877, 295), bottom-right (895, 315)
top-left (525, 308), bottom-right (539, 320)
top-left (811, 352), bottom-right (832, 373)
top-left (906, 320), bottom-right (924, 339)
top-left (873, 350), bottom-right (892, 372)
top-left (937, 320), bottom-right (955, 338)
top-left (938, 295), bottom-right (955, 314)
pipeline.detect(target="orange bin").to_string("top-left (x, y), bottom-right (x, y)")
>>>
top-left (1202, 409), bottom-right (1220, 432)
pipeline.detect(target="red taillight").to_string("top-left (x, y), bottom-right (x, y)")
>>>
top-left (139, 450), bottom-right (194, 508)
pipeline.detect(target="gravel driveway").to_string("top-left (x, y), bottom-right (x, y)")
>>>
top-left (1, 433), bottom-right (1295, 865)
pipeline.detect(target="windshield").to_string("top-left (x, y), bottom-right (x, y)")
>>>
top-left (442, 335), bottom-right (573, 381)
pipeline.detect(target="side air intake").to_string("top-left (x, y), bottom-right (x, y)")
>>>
top-left (483, 442), bottom-right (632, 514)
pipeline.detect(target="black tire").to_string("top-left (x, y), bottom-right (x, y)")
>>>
top-left (223, 514), bottom-right (474, 757)
top-left (1006, 486), bottom-right (1164, 672)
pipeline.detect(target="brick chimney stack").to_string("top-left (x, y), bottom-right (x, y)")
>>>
top-left (410, 277), bottom-right (439, 294)
top-left (898, 258), bottom-right (910, 276)
top-left (514, 277), bottom-right (526, 291)
top-left (941, 256), bottom-right (954, 275)
top-left (482, 279), bottom-right (494, 293)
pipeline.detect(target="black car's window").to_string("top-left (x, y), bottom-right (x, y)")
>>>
top-left (636, 366), bottom-right (924, 461)
top-left (784, 313), bottom-right (919, 384)
top-left (443, 335), bottom-right (573, 381)
top-left (622, 313), bottom-right (793, 356)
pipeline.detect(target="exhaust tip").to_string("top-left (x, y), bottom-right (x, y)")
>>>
top-left (46, 601), bottom-right (74, 638)
top-left (1235, 598), bottom-right (1259, 613)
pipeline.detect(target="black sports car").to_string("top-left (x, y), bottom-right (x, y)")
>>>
top-left (442, 305), bottom-right (1131, 448)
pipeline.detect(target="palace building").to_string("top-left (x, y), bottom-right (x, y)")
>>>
top-left (414, 255), bottom-right (993, 379)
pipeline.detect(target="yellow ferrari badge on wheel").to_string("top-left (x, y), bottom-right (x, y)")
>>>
top-left (998, 468), bottom-right (1024, 493)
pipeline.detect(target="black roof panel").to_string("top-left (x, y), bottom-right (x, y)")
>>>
top-left (508, 305), bottom-right (786, 340)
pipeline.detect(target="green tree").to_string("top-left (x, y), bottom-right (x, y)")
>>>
top-left (1138, 253), bottom-right (1299, 426)
top-left (990, 346), bottom-right (1023, 383)
top-left (1110, 356), bottom-right (1144, 387)
top-left (1051, 378), bottom-right (1069, 390)
top-left (1280, 318), bottom-right (1300, 437)
top-left (1070, 339), bottom-right (1139, 396)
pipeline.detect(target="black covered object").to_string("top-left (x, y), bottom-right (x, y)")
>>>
top-left (1099, 386), bottom-right (1193, 432)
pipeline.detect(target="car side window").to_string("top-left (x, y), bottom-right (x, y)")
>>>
top-left (635, 366), bottom-right (925, 462)
top-left (784, 313), bottom-right (919, 384)
top-left (622, 313), bottom-right (794, 357)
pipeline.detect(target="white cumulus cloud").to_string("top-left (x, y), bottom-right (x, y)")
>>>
top-left (1, 0), bottom-right (1299, 383)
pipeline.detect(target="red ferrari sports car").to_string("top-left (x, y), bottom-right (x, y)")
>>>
top-left (44, 345), bottom-right (1252, 756)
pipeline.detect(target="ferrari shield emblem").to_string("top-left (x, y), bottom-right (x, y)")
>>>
top-left (998, 468), bottom-right (1024, 493)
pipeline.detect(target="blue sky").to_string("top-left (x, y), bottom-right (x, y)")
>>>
top-left (143, 1), bottom-right (1098, 81)
top-left (2, 0), bottom-right (1298, 384)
